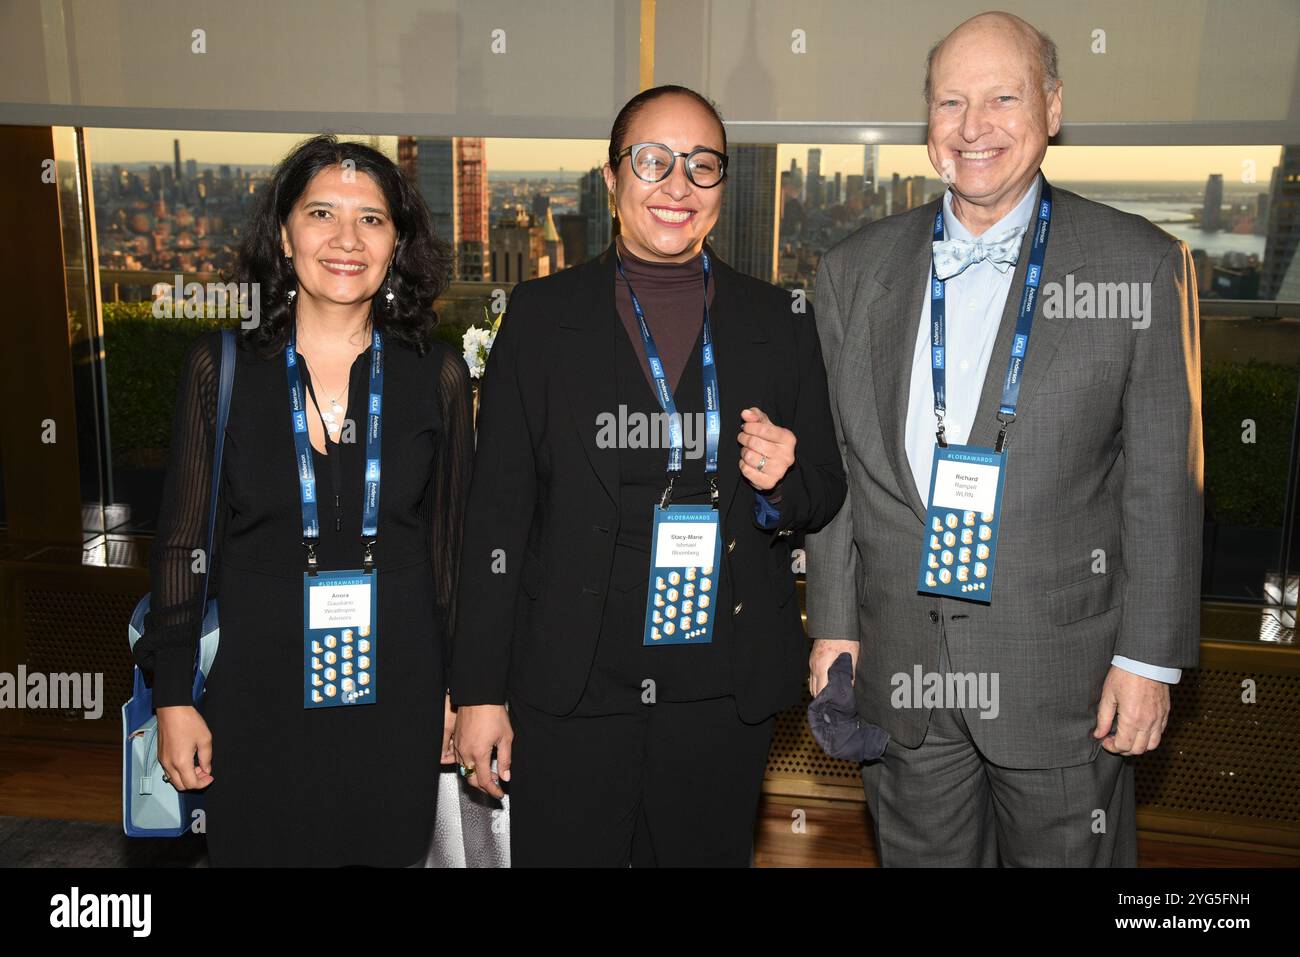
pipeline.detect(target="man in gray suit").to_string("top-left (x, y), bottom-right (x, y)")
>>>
top-left (804, 11), bottom-right (1203, 866)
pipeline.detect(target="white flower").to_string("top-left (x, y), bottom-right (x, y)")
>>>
top-left (462, 325), bottom-right (497, 379)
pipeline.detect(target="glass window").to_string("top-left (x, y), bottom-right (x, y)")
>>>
top-left (72, 128), bottom-right (1300, 628)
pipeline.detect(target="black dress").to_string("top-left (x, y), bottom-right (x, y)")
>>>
top-left (134, 327), bottom-right (472, 867)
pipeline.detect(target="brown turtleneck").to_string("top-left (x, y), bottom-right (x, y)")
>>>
top-left (613, 234), bottom-right (715, 396)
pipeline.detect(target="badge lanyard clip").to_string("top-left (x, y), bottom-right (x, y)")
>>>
top-left (659, 473), bottom-right (677, 511)
top-left (995, 412), bottom-right (1015, 454)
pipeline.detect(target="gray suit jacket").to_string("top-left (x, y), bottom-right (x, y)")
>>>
top-left (804, 182), bottom-right (1203, 769)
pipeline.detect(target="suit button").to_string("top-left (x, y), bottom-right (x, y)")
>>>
top-left (733, 602), bottom-right (743, 616)
top-left (928, 610), bottom-right (939, 623)
top-left (727, 538), bottom-right (736, 553)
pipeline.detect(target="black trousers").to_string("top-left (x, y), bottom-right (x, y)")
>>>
top-left (508, 694), bottom-right (775, 867)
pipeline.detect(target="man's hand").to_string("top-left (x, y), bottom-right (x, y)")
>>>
top-left (1092, 666), bottom-right (1170, 755)
top-left (809, 639), bottom-right (859, 697)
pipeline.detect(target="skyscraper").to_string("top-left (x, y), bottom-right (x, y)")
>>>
top-left (579, 167), bottom-right (611, 259)
top-left (456, 138), bottom-right (489, 281)
top-left (862, 144), bottom-right (878, 193)
top-left (1202, 173), bottom-right (1224, 232)
top-left (404, 136), bottom-right (489, 281)
top-left (1261, 149), bottom-right (1300, 299)
top-left (806, 148), bottom-right (822, 208)
top-left (413, 137), bottom-right (456, 248)
top-left (491, 206), bottom-right (547, 282)
top-left (541, 206), bottom-right (565, 274)
top-left (711, 144), bottom-right (779, 282)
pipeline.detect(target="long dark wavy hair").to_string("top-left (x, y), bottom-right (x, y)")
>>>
top-left (237, 134), bottom-right (453, 358)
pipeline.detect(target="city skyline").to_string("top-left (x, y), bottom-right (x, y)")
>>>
top-left (86, 129), bottom-right (1283, 185)
top-left (87, 130), bottom-right (1294, 302)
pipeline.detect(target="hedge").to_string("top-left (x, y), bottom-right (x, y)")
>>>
top-left (100, 304), bottom-right (1298, 528)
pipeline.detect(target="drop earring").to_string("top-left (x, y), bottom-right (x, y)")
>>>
top-left (384, 263), bottom-right (395, 307)
top-left (285, 253), bottom-right (297, 304)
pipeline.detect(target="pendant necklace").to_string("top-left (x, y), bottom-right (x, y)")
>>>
top-left (301, 353), bottom-right (347, 441)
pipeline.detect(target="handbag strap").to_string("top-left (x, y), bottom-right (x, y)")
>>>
top-left (197, 330), bottom-right (235, 613)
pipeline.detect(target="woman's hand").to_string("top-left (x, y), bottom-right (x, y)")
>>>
top-left (737, 406), bottom-right (796, 491)
top-left (453, 704), bottom-right (513, 800)
top-left (156, 705), bottom-right (214, 791)
top-left (440, 693), bottom-right (456, 764)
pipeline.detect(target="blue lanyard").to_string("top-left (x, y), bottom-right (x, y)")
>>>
top-left (286, 325), bottom-right (385, 571)
top-left (930, 180), bottom-right (1053, 453)
top-left (615, 250), bottom-right (720, 509)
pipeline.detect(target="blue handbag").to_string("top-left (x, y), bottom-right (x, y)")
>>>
top-left (122, 329), bottom-right (235, 837)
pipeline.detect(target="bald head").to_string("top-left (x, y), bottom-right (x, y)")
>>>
top-left (924, 12), bottom-right (1059, 105)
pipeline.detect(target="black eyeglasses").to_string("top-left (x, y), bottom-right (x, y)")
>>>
top-left (615, 142), bottom-right (728, 188)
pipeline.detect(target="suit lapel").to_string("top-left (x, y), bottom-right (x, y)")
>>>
top-left (870, 199), bottom-right (941, 525)
top-left (559, 247), bottom-right (621, 506)
top-left (967, 182), bottom-right (1088, 449)
top-left (706, 247), bottom-right (768, 522)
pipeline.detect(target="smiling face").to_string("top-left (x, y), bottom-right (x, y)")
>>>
top-left (926, 15), bottom-right (1061, 231)
top-left (602, 93), bottom-right (725, 263)
top-left (279, 164), bottom-right (397, 310)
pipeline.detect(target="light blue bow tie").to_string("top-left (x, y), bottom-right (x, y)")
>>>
top-left (932, 226), bottom-right (1026, 281)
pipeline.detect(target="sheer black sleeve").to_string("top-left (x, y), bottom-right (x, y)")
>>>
top-left (133, 331), bottom-right (223, 709)
top-left (428, 342), bottom-right (474, 679)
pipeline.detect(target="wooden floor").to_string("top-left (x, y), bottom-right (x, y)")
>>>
top-left (2, 737), bottom-right (1294, 867)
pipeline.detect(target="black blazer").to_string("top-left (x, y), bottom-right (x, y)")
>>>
top-left (450, 242), bottom-right (846, 722)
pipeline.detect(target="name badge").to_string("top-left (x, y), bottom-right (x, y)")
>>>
top-left (643, 504), bottom-right (721, 645)
top-left (303, 570), bottom-right (377, 708)
top-left (916, 444), bottom-right (1006, 604)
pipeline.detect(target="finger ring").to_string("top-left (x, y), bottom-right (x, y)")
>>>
top-left (458, 764), bottom-right (476, 778)
top-left (161, 772), bottom-right (171, 784)
top-left (756, 454), bottom-right (767, 472)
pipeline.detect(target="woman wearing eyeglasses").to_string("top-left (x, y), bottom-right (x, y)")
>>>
top-left (451, 85), bottom-right (846, 867)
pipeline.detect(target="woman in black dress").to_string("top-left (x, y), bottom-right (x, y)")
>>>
top-left (132, 135), bottom-right (471, 867)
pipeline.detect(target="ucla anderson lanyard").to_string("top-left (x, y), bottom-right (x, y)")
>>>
top-left (931, 180), bottom-right (1053, 452)
top-left (285, 326), bottom-right (385, 573)
top-left (616, 251), bottom-right (721, 510)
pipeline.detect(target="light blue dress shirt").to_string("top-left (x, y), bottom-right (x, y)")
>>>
top-left (903, 173), bottom-right (1180, 685)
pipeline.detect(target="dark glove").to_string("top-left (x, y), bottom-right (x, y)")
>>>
top-left (807, 651), bottom-right (889, 763)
